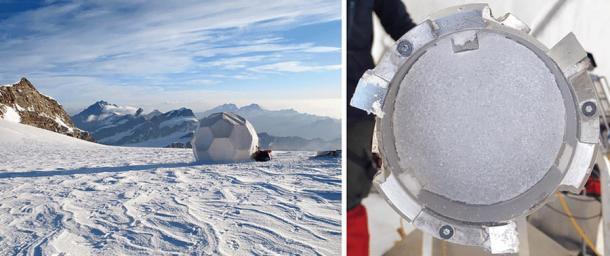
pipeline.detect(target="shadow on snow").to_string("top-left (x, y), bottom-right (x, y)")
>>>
top-left (0, 162), bottom-right (197, 179)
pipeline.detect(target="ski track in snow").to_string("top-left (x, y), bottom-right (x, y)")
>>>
top-left (0, 121), bottom-right (341, 255)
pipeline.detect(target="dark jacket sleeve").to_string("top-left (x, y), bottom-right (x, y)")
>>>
top-left (374, 0), bottom-right (416, 41)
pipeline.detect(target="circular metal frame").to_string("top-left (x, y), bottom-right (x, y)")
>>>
top-left (378, 27), bottom-right (578, 224)
top-left (349, 4), bottom-right (599, 253)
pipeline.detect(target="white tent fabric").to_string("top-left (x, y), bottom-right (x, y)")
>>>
top-left (372, 0), bottom-right (610, 79)
top-left (192, 112), bottom-right (259, 163)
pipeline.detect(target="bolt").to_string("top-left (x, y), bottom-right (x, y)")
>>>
top-left (582, 101), bottom-right (597, 117)
top-left (439, 225), bottom-right (454, 239)
top-left (397, 40), bottom-right (413, 57)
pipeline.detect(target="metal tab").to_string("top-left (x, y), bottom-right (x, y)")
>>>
top-left (374, 20), bottom-right (438, 81)
top-left (349, 71), bottom-right (389, 117)
top-left (493, 13), bottom-right (531, 34)
top-left (377, 173), bottom-right (422, 221)
top-left (559, 142), bottom-right (597, 192)
top-left (548, 33), bottom-right (588, 77)
top-left (427, 4), bottom-right (490, 36)
top-left (486, 222), bottom-right (519, 254)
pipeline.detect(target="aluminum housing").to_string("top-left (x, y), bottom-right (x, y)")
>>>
top-left (350, 4), bottom-right (599, 253)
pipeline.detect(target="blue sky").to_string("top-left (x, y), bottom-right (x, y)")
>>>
top-left (0, 0), bottom-right (341, 118)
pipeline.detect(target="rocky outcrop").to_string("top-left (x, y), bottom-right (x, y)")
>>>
top-left (0, 77), bottom-right (94, 141)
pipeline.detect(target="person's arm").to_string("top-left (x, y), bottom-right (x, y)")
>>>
top-left (374, 0), bottom-right (416, 41)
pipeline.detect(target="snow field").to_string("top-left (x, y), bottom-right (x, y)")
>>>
top-left (0, 120), bottom-right (341, 255)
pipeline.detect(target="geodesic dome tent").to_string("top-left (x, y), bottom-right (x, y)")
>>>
top-left (192, 112), bottom-right (259, 163)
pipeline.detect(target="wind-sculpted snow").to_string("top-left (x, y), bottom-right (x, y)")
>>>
top-left (0, 121), bottom-right (341, 255)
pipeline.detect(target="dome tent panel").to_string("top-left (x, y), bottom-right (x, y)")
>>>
top-left (192, 112), bottom-right (259, 163)
top-left (192, 126), bottom-right (214, 151)
top-left (234, 149), bottom-right (253, 160)
top-left (210, 119), bottom-right (234, 138)
top-left (230, 125), bottom-right (255, 151)
top-left (207, 138), bottom-right (236, 161)
top-left (244, 121), bottom-right (259, 152)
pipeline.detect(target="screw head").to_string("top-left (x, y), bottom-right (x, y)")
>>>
top-left (582, 101), bottom-right (597, 117)
top-left (439, 225), bottom-right (454, 239)
top-left (397, 40), bottom-right (413, 57)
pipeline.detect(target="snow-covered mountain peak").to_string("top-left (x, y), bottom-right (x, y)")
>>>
top-left (73, 102), bottom-right (199, 148)
top-left (219, 103), bottom-right (238, 109)
top-left (80, 100), bottom-right (109, 117)
top-left (144, 109), bottom-right (163, 119)
top-left (75, 101), bottom-right (141, 126)
top-left (161, 108), bottom-right (196, 122)
top-left (1, 77), bottom-right (30, 88)
top-left (203, 103), bottom-right (239, 115)
top-left (240, 103), bottom-right (263, 112)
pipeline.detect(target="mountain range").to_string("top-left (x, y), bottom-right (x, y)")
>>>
top-left (71, 102), bottom-right (340, 150)
top-left (198, 103), bottom-right (340, 141)
top-left (257, 132), bottom-right (340, 151)
top-left (72, 101), bottom-right (198, 147)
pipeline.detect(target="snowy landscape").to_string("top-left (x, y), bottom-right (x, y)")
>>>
top-left (0, 120), bottom-right (341, 255)
top-left (0, 1), bottom-right (342, 254)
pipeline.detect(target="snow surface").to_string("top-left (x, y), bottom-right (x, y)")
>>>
top-left (0, 120), bottom-right (341, 255)
top-left (54, 116), bottom-right (74, 133)
top-left (0, 105), bottom-right (21, 123)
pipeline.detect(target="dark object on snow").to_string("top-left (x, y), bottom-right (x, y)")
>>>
top-left (252, 149), bottom-right (272, 162)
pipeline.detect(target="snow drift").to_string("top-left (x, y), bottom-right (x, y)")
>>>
top-left (0, 120), bottom-right (340, 255)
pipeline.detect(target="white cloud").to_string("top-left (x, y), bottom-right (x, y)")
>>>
top-left (0, 0), bottom-right (340, 76)
top-left (21, 73), bottom-right (342, 118)
top-left (251, 61), bottom-right (341, 73)
top-left (186, 79), bottom-right (219, 86)
top-left (304, 46), bottom-right (340, 53)
top-left (207, 56), bottom-right (269, 69)
top-left (0, 0), bottom-right (341, 117)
